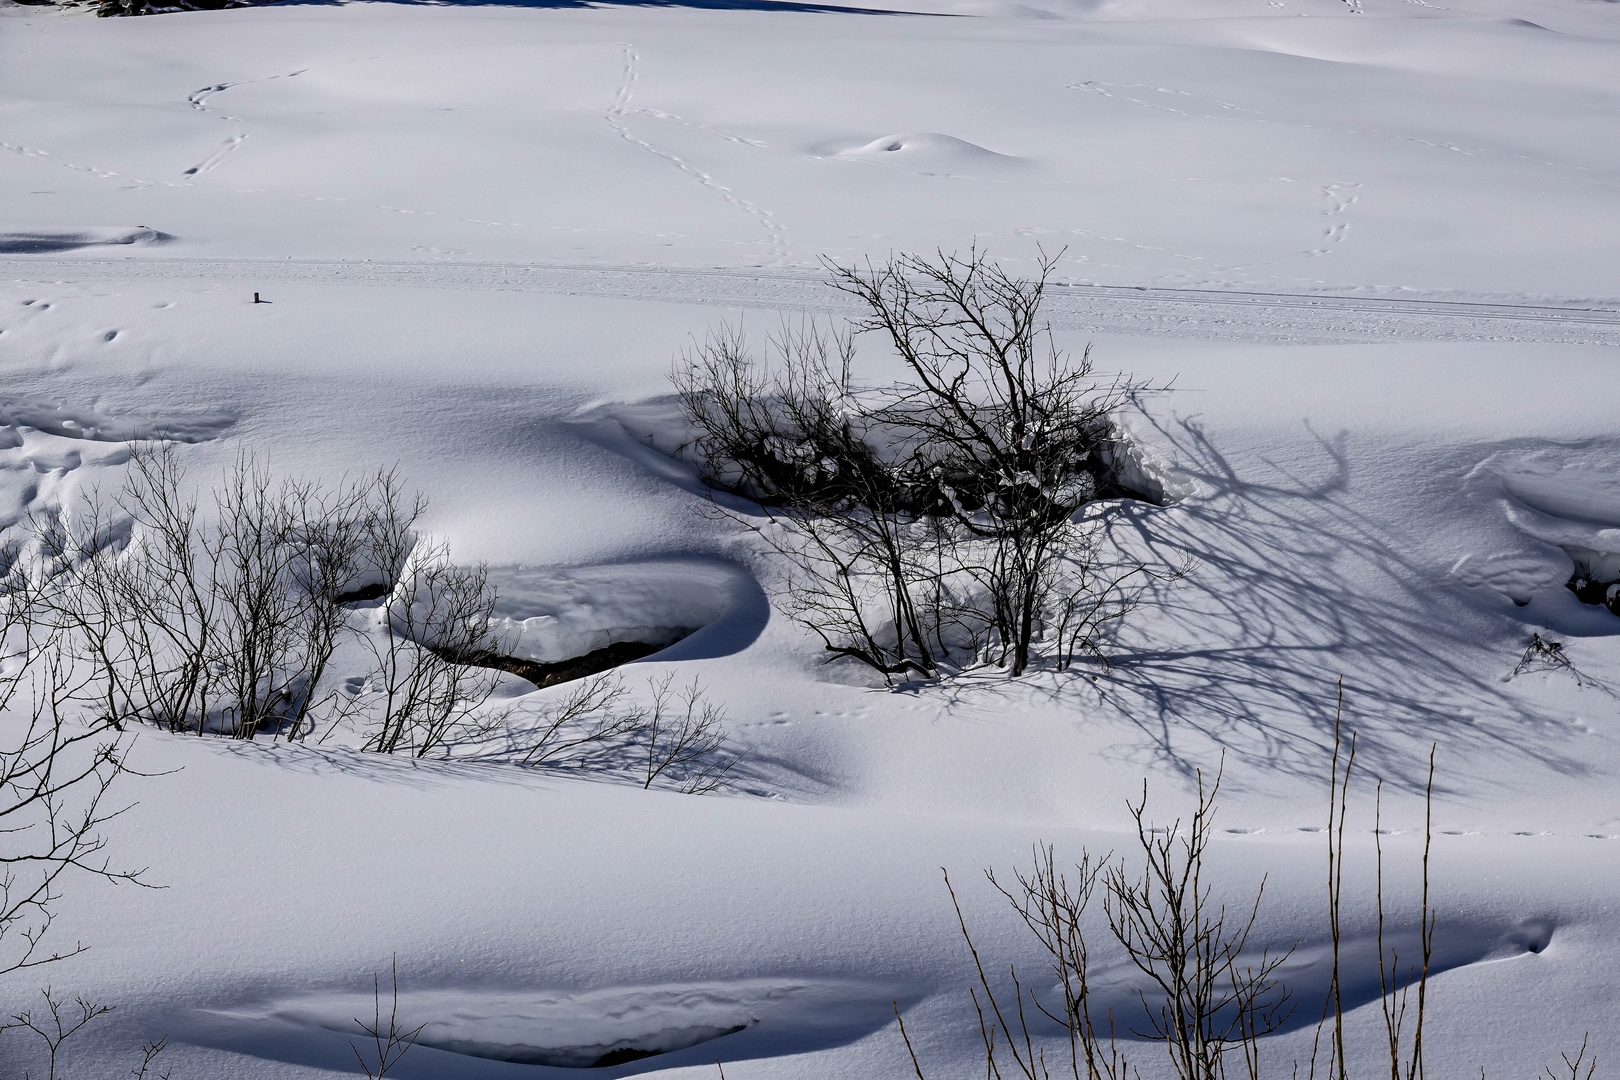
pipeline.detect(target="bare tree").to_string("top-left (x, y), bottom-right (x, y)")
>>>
top-left (676, 250), bottom-right (1173, 682)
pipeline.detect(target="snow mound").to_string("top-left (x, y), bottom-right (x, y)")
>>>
top-left (831, 132), bottom-right (1025, 172)
top-left (0, 227), bottom-right (174, 254)
top-left (486, 558), bottom-right (764, 666)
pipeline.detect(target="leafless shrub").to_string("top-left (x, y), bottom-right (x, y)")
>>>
top-left (28, 445), bottom-right (463, 744)
top-left (676, 249), bottom-right (1176, 682)
top-left (1317, 684), bottom-right (1432, 1080)
top-left (1102, 765), bottom-right (1292, 1080)
top-left (30, 445), bottom-right (402, 739)
top-left (677, 321), bottom-right (949, 679)
top-left (932, 763), bottom-right (1284, 1080)
top-left (952, 848), bottom-right (1130, 1080)
top-left (1509, 632), bottom-right (1611, 694)
top-left (359, 538), bottom-right (502, 758)
top-left (351, 956), bottom-right (424, 1080)
top-left (906, 687), bottom-right (1463, 1080)
top-left (3, 986), bottom-right (113, 1080)
top-left (637, 676), bottom-right (736, 794)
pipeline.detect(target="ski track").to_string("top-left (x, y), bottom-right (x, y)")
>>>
top-left (3, 257), bottom-right (1618, 346)
top-left (605, 43), bottom-right (789, 266)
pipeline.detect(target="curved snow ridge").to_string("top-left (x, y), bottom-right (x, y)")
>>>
top-left (486, 557), bottom-right (767, 666)
top-left (1074, 915), bottom-right (1559, 1040)
top-left (193, 977), bottom-right (914, 1072)
top-left (0, 226), bottom-right (174, 254)
top-left (1456, 450), bottom-right (1620, 611)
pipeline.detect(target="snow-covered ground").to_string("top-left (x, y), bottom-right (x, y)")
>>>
top-left (2, 0), bottom-right (1619, 1075)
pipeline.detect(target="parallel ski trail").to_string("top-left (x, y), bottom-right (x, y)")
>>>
top-left (3, 256), bottom-right (1618, 345)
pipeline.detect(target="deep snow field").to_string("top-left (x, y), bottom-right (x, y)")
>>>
top-left (4, 0), bottom-right (1620, 1075)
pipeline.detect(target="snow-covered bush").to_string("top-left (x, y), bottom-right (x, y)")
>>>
top-left (676, 249), bottom-right (1175, 680)
top-left (28, 445), bottom-right (419, 740)
top-left (20, 445), bottom-right (507, 749)
top-left (5, 446), bottom-right (737, 784)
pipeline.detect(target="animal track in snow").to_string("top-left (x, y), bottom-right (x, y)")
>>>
top-left (184, 134), bottom-right (247, 178)
top-left (2, 141), bottom-right (186, 190)
top-left (604, 43), bottom-right (788, 265)
top-left (1305, 181), bottom-right (1360, 256)
top-left (181, 69), bottom-right (305, 178)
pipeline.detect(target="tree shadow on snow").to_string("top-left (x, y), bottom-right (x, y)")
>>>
top-left (1080, 412), bottom-right (1593, 797)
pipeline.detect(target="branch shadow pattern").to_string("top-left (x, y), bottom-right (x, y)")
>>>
top-left (1087, 412), bottom-right (1589, 793)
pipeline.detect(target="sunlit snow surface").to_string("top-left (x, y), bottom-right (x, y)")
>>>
top-left (1, 0), bottom-right (1619, 1075)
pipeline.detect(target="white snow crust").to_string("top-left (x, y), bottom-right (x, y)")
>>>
top-left (2, 0), bottom-right (1619, 1075)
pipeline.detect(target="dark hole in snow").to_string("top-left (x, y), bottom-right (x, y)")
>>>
top-left (592, 1047), bottom-right (665, 1067)
top-left (334, 581), bottom-right (390, 605)
top-left (1565, 572), bottom-right (1620, 617)
top-left (456, 639), bottom-right (670, 690)
top-left (419, 1022), bottom-right (750, 1068)
top-left (1564, 550), bottom-right (1620, 618)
